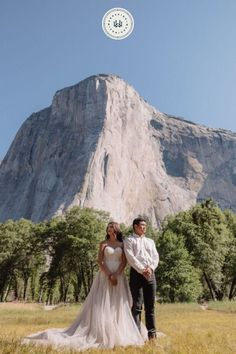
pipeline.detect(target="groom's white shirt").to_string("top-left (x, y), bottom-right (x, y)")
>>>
top-left (124, 233), bottom-right (159, 274)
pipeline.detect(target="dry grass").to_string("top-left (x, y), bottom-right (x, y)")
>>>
top-left (0, 302), bottom-right (235, 354)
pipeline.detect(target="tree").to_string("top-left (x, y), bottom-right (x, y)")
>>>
top-left (156, 229), bottom-right (202, 302)
top-left (223, 209), bottom-right (236, 299)
top-left (37, 207), bottom-right (109, 303)
top-left (161, 200), bottom-right (231, 300)
top-left (0, 220), bottom-right (19, 301)
top-left (64, 207), bottom-right (108, 298)
top-left (0, 219), bottom-right (45, 301)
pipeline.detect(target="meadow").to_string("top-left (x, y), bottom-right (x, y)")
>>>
top-left (0, 302), bottom-right (235, 354)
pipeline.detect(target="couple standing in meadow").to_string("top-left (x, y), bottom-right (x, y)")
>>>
top-left (23, 217), bottom-right (161, 350)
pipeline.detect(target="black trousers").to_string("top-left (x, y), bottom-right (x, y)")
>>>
top-left (129, 267), bottom-right (157, 339)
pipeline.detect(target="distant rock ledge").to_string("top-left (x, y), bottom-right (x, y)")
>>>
top-left (0, 74), bottom-right (235, 225)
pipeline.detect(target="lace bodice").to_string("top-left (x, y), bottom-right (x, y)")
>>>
top-left (104, 246), bottom-right (123, 272)
top-left (104, 246), bottom-right (122, 260)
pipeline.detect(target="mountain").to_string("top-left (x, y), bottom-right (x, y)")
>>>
top-left (0, 74), bottom-right (236, 225)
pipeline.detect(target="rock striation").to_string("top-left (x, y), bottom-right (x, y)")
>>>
top-left (0, 74), bottom-right (236, 225)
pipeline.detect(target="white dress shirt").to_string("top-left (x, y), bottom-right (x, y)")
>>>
top-left (124, 233), bottom-right (159, 274)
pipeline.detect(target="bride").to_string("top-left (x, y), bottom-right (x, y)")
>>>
top-left (22, 222), bottom-right (146, 350)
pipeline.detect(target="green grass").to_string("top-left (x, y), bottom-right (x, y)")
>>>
top-left (208, 300), bottom-right (236, 312)
top-left (0, 302), bottom-right (236, 354)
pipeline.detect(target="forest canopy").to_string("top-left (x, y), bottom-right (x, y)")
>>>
top-left (0, 200), bottom-right (235, 303)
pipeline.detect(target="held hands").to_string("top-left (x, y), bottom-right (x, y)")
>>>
top-left (142, 267), bottom-right (153, 280)
top-left (109, 274), bottom-right (118, 286)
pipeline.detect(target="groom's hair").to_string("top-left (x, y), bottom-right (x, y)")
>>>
top-left (132, 217), bottom-right (146, 230)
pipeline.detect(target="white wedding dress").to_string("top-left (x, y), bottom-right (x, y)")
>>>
top-left (22, 246), bottom-right (146, 350)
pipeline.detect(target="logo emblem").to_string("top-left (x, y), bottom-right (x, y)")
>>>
top-left (102, 8), bottom-right (134, 40)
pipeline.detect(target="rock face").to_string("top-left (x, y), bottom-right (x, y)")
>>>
top-left (0, 74), bottom-right (236, 225)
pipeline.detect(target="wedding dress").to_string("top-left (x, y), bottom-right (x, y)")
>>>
top-left (22, 246), bottom-right (146, 350)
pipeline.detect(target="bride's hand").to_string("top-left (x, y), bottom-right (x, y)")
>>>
top-left (109, 274), bottom-right (118, 286)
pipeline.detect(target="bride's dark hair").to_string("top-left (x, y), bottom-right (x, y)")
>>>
top-left (106, 222), bottom-right (123, 242)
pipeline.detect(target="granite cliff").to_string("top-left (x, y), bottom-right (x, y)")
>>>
top-left (0, 74), bottom-right (236, 225)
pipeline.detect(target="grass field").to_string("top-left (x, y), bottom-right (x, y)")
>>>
top-left (0, 302), bottom-right (235, 354)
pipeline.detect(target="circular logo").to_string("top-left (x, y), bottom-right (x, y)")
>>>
top-left (102, 8), bottom-right (134, 40)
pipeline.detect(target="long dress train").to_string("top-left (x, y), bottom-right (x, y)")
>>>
top-left (22, 246), bottom-right (146, 350)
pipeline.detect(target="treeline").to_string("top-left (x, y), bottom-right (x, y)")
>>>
top-left (0, 200), bottom-right (235, 303)
top-left (156, 199), bottom-right (236, 302)
top-left (0, 208), bottom-right (109, 303)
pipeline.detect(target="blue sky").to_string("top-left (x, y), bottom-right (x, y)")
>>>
top-left (1, 0), bottom-right (236, 159)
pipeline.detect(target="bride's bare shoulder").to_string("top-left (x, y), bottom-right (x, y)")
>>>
top-left (99, 240), bottom-right (108, 249)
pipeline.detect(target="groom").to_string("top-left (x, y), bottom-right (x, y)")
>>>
top-left (124, 217), bottom-right (159, 340)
